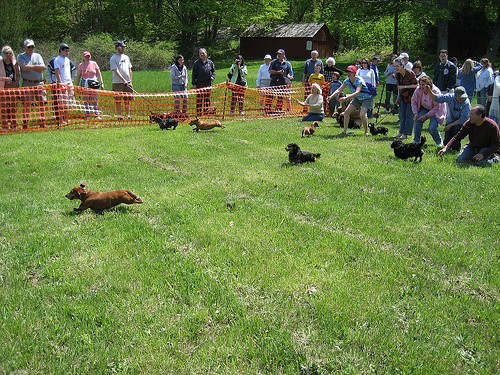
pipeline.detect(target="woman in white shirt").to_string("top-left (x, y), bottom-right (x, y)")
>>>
top-left (476, 58), bottom-right (494, 107)
top-left (356, 58), bottom-right (376, 87)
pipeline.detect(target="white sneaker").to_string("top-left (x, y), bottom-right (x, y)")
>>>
top-left (398, 134), bottom-right (407, 140)
top-left (436, 143), bottom-right (444, 147)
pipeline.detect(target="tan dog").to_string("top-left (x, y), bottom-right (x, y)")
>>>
top-left (65, 183), bottom-right (143, 212)
top-left (189, 117), bottom-right (225, 132)
top-left (301, 121), bottom-right (319, 137)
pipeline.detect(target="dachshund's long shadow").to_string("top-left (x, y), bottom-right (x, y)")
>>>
top-left (64, 205), bottom-right (131, 217)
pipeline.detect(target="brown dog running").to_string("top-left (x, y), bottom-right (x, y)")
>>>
top-left (189, 117), bottom-right (225, 132)
top-left (301, 121), bottom-right (319, 137)
top-left (65, 183), bottom-right (143, 212)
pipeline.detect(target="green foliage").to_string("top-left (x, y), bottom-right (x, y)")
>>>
top-left (0, 117), bottom-right (498, 373)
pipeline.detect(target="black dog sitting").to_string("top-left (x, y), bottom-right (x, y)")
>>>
top-left (368, 122), bottom-right (388, 136)
top-left (151, 115), bottom-right (178, 130)
top-left (285, 143), bottom-right (321, 164)
top-left (390, 136), bottom-right (426, 162)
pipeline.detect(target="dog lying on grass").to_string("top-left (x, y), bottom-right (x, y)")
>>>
top-left (189, 117), bottom-right (225, 132)
top-left (390, 136), bottom-right (426, 162)
top-left (301, 121), bottom-right (319, 137)
top-left (368, 122), bottom-right (388, 136)
top-left (65, 183), bottom-right (143, 212)
top-left (285, 143), bottom-right (321, 164)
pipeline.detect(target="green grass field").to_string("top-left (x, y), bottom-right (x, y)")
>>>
top-left (0, 108), bottom-right (498, 373)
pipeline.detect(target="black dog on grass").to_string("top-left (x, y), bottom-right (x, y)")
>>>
top-left (285, 143), bottom-right (321, 164)
top-left (368, 122), bottom-right (389, 136)
top-left (151, 115), bottom-right (178, 130)
top-left (390, 136), bottom-right (426, 162)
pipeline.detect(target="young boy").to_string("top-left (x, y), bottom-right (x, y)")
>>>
top-left (328, 71), bottom-right (342, 116)
top-left (308, 63), bottom-right (326, 86)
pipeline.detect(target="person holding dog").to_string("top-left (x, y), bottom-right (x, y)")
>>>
top-left (192, 48), bottom-right (215, 116)
top-left (110, 40), bottom-right (133, 120)
top-left (76, 51), bottom-right (104, 119)
top-left (438, 105), bottom-right (500, 165)
top-left (328, 64), bottom-right (373, 136)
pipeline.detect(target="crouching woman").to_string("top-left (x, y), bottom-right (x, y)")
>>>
top-left (411, 75), bottom-right (445, 146)
top-left (297, 82), bottom-right (324, 121)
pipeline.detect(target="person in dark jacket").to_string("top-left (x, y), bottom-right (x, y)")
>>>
top-left (192, 48), bottom-right (215, 116)
top-left (434, 49), bottom-right (457, 93)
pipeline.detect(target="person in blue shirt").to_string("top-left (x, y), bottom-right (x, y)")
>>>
top-left (328, 65), bottom-right (374, 136)
top-left (428, 85), bottom-right (471, 151)
top-left (267, 49), bottom-right (293, 114)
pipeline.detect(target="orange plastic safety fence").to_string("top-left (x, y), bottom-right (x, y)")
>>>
top-left (0, 82), bottom-right (333, 133)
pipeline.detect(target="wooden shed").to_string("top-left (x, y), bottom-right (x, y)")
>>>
top-left (240, 23), bottom-right (336, 60)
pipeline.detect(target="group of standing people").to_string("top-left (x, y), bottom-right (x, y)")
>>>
top-left (0, 38), bottom-right (136, 129)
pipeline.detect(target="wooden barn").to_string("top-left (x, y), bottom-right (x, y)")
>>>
top-left (239, 23), bottom-right (336, 60)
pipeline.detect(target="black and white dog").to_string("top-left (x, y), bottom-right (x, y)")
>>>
top-left (390, 136), bottom-right (426, 162)
top-left (285, 143), bottom-right (321, 164)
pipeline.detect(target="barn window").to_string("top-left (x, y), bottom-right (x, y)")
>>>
top-left (306, 41), bottom-right (313, 50)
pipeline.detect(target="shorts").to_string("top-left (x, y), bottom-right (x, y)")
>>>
top-left (112, 82), bottom-right (134, 100)
top-left (351, 96), bottom-right (373, 110)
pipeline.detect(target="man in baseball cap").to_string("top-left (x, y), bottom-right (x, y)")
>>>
top-left (398, 52), bottom-right (412, 69)
top-left (427, 85), bottom-right (471, 151)
top-left (18, 38), bottom-right (47, 126)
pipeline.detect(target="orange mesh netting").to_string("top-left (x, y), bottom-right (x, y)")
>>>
top-left (0, 82), bottom-right (333, 133)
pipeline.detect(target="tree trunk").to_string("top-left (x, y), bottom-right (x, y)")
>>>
top-left (393, 3), bottom-right (399, 54)
top-left (436, 0), bottom-right (448, 53)
top-left (485, 5), bottom-right (500, 62)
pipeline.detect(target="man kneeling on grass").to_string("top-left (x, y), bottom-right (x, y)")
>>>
top-left (438, 105), bottom-right (500, 165)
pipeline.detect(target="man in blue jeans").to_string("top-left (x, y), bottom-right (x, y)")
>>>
top-left (438, 105), bottom-right (500, 165)
top-left (428, 86), bottom-right (471, 151)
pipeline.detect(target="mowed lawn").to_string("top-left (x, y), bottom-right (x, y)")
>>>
top-left (0, 111), bottom-right (498, 373)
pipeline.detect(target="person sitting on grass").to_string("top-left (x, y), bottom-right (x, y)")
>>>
top-left (328, 65), bottom-right (373, 136)
top-left (297, 83), bottom-right (324, 122)
top-left (438, 105), bottom-right (500, 165)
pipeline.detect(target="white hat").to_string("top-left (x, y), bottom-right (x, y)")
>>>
top-left (264, 54), bottom-right (272, 60)
top-left (23, 39), bottom-right (35, 48)
top-left (399, 52), bottom-right (409, 59)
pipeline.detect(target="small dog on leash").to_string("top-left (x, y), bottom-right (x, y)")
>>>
top-left (151, 115), bottom-right (178, 130)
top-left (285, 143), bottom-right (321, 164)
top-left (368, 122), bottom-right (388, 136)
top-left (65, 183), bottom-right (143, 212)
top-left (189, 117), bottom-right (225, 132)
top-left (301, 121), bottom-right (319, 137)
top-left (390, 136), bottom-right (426, 162)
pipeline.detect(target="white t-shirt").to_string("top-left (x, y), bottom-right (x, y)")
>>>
top-left (110, 53), bottom-right (132, 84)
top-left (54, 55), bottom-right (73, 85)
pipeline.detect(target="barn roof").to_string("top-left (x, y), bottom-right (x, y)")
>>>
top-left (241, 23), bottom-right (326, 38)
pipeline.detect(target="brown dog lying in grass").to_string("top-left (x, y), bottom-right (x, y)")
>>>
top-left (65, 183), bottom-right (143, 212)
top-left (301, 121), bottom-right (319, 137)
top-left (189, 117), bottom-right (225, 132)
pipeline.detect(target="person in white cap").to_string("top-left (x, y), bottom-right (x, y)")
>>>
top-left (110, 40), bottom-right (133, 120)
top-left (17, 38), bottom-right (47, 126)
top-left (399, 52), bottom-right (413, 70)
top-left (257, 54), bottom-right (272, 88)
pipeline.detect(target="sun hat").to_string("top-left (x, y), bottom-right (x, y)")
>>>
top-left (23, 39), bottom-right (35, 48)
top-left (346, 65), bottom-right (358, 74)
top-left (454, 86), bottom-right (468, 99)
top-left (264, 54), bottom-right (272, 60)
top-left (399, 52), bottom-right (409, 59)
